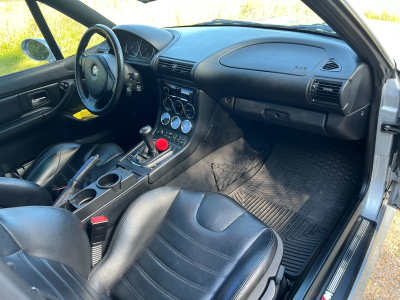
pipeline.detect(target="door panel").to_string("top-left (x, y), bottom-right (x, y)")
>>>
top-left (0, 55), bottom-right (114, 168)
top-left (0, 95), bottom-right (24, 126)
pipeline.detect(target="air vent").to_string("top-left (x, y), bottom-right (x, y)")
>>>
top-left (310, 79), bottom-right (343, 106)
top-left (157, 59), bottom-right (194, 80)
top-left (321, 60), bottom-right (341, 72)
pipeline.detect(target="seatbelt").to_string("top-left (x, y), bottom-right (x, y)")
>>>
top-left (90, 216), bottom-right (108, 267)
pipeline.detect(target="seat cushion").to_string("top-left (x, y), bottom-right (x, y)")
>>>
top-left (23, 142), bottom-right (124, 193)
top-left (0, 187), bottom-right (283, 300)
top-left (89, 187), bottom-right (283, 300)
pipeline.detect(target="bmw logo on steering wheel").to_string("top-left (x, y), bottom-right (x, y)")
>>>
top-left (91, 64), bottom-right (98, 77)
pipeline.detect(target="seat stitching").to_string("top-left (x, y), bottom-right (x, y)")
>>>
top-left (232, 230), bottom-right (276, 300)
top-left (164, 219), bottom-right (237, 261)
top-left (133, 262), bottom-right (180, 300)
top-left (88, 188), bottom-right (167, 277)
top-left (60, 264), bottom-right (97, 300)
top-left (106, 190), bottom-right (182, 294)
top-left (19, 251), bottom-right (64, 300)
top-left (121, 276), bottom-right (143, 300)
top-left (145, 247), bottom-right (216, 293)
top-left (155, 233), bottom-right (226, 278)
top-left (54, 145), bottom-right (66, 176)
top-left (41, 259), bottom-right (81, 300)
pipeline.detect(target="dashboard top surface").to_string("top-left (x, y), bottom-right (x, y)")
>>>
top-left (162, 26), bottom-right (352, 63)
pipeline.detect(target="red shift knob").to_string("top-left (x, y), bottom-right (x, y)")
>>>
top-left (155, 138), bottom-right (169, 151)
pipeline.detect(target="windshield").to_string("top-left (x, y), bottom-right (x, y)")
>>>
top-left (81, 0), bottom-right (329, 31)
top-left (81, 0), bottom-right (400, 42)
top-left (347, 0), bottom-right (400, 68)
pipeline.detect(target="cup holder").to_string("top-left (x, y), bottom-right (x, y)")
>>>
top-left (73, 189), bottom-right (97, 206)
top-left (97, 173), bottom-right (121, 192)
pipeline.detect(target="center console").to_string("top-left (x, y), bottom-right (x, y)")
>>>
top-left (58, 80), bottom-right (202, 230)
top-left (117, 80), bottom-right (198, 175)
top-left (154, 81), bottom-right (196, 146)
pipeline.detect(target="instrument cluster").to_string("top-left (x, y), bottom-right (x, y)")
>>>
top-left (122, 34), bottom-right (156, 62)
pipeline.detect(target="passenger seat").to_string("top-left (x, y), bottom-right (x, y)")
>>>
top-left (0, 187), bottom-right (284, 300)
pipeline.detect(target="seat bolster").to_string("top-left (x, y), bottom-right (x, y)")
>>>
top-left (24, 143), bottom-right (81, 187)
top-left (88, 186), bottom-right (181, 294)
top-left (0, 206), bottom-right (91, 278)
top-left (0, 177), bottom-right (52, 208)
top-left (214, 229), bottom-right (282, 300)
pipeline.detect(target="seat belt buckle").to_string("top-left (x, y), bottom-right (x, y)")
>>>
top-left (90, 216), bottom-right (108, 267)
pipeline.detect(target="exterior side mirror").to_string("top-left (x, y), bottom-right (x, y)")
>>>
top-left (21, 38), bottom-right (56, 62)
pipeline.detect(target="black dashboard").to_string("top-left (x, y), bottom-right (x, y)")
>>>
top-left (106, 25), bottom-right (373, 141)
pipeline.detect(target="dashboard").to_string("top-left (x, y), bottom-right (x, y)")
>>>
top-left (107, 25), bottom-right (373, 141)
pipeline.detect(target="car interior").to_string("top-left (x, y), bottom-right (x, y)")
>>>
top-left (0, 2), bottom-right (374, 300)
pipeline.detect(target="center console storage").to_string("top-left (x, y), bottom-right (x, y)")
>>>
top-left (58, 167), bottom-right (138, 223)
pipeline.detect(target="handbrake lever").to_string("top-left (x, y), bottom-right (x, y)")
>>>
top-left (53, 155), bottom-right (101, 206)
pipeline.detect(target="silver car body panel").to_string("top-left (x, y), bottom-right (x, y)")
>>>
top-left (350, 76), bottom-right (400, 299)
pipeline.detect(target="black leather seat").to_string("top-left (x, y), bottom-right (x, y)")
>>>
top-left (0, 187), bottom-right (283, 300)
top-left (0, 142), bottom-right (124, 207)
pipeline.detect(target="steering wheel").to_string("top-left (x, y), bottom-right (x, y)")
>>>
top-left (75, 24), bottom-right (124, 115)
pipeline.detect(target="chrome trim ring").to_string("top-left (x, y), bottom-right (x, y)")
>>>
top-left (181, 120), bottom-right (192, 134)
top-left (160, 112), bottom-right (171, 125)
top-left (184, 103), bottom-right (195, 119)
top-left (171, 116), bottom-right (181, 129)
top-left (163, 97), bottom-right (173, 111)
top-left (173, 100), bottom-right (184, 115)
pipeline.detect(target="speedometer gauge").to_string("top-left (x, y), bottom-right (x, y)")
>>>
top-left (125, 37), bottom-right (140, 57)
top-left (140, 40), bottom-right (155, 59)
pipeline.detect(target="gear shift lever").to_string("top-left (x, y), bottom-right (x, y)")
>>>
top-left (139, 125), bottom-right (157, 157)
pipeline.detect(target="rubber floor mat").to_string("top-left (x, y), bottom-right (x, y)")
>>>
top-left (211, 139), bottom-right (275, 192)
top-left (228, 130), bottom-right (363, 278)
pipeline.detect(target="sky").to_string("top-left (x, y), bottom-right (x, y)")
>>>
top-left (349, 0), bottom-right (400, 15)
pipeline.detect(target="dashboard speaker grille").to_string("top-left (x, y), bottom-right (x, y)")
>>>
top-left (310, 79), bottom-right (343, 106)
top-left (321, 60), bottom-right (341, 71)
top-left (157, 59), bottom-right (194, 80)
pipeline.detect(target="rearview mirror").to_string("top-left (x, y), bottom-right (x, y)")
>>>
top-left (21, 38), bottom-right (56, 62)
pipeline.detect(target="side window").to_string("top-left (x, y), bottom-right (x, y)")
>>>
top-left (0, 1), bottom-right (104, 78)
top-left (0, 1), bottom-right (48, 77)
top-left (39, 3), bottom-right (105, 58)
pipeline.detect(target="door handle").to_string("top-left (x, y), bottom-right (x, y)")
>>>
top-left (27, 90), bottom-right (49, 108)
top-left (31, 96), bottom-right (47, 107)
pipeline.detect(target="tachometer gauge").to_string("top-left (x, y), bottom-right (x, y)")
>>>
top-left (125, 37), bottom-right (140, 57)
top-left (140, 40), bottom-right (155, 59)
